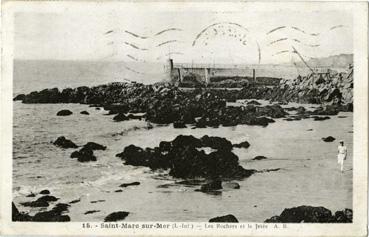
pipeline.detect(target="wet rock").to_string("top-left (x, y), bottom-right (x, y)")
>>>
top-left (119, 182), bottom-right (140, 188)
top-left (37, 195), bottom-right (59, 202)
top-left (209, 214), bottom-right (239, 223)
top-left (95, 107), bottom-right (101, 110)
top-left (113, 113), bottom-right (129, 122)
top-left (21, 199), bottom-right (49, 207)
top-left (51, 203), bottom-right (70, 213)
top-left (322, 136), bottom-right (335, 142)
top-left (13, 94), bottom-right (26, 101)
top-left (69, 198), bottom-right (80, 204)
top-left (313, 116), bottom-right (330, 121)
top-left (253, 156), bottom-right (267, 160)
top-left (83, 142), bottom-right (106, 151)
top-left (104, 211), bottom-right (130, 222)
top-left (114, 190), bottom-right (123, 192)
top-left (21, 195), bottom-right (58, 207)
top-left (117, 135), bottom-right (256, 180)
top-left (200, 135), bottom-right (233, 151)
top-left (90, 200), bottom-right (105, 203)
top-left (333, 209), bottom-right (352, 223)
top-left (80, 111), bottom-right (89, 115)
top-left (223, 182), bottom-right (240, 189)
top-left (70, 147), bottom-right (97, 162)
top-left (173, 121), bottom-right (187, 128)
top-left (53, 136), bottom-right (78, 149)
top-left (200, 180), bottom-right (222, 192)
top-left (40, 190), bottom-right (50, 195)
top-left (32, 209), bottom-right (70, 222)
top-left (172, 135), bottom-right (203, 148)
top-left (85, 210), bottom-right (100, 215)
top-left (233, 141), bottom-right (250, 149)
top-left (264, 206), bottom-right (335, 223)
top-left (56, 109), bottom-right (73, 116)
top-left (12, 202), bottom-right (32, 221)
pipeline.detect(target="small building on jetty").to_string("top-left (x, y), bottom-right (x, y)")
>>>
top-left (166, 59), bottom-right (281, 87)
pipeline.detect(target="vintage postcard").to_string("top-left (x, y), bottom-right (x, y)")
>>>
top-left (0, 1), bottom-right (368, 236)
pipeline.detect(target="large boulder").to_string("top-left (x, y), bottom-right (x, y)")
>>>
top-left (53, 136), bottom-right (78, 149)
top-left (83, 142), bottom-right (106, 151)
top-left (56, 110), bottom-right (73, 116)
top-left (13, 94), bottom-right (26, 101)
top-left (12, 202), bottom-right (32, 221)
top-left (322, 136), bottom-right (335, 142)
top-left (265, 206), bottom-right (333, 223)
top-left (104, 211), bottom-right (129, 222)
top-left (200, 135), bottom-right (233, 151)
top-left (117, 135), bottom-right (256, 180)
top-left (70, 147), bottom-right (97, 162)
top-left (209, 214), bottom-right (239, 223)
top-left (233, 141), bottom-right (250, 149)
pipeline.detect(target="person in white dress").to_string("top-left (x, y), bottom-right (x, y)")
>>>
top-left (337, 140), bottom-right (347, 172)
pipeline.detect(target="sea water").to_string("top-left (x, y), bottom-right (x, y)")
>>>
top-left (12, 101), bottom-right (353, 222)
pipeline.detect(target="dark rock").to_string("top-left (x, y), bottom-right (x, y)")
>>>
top-left (90, 200), bottom-right (105, 203)
top-left (200, 180), bottom-right (222, 192)
top-left (37, 195), bottom-right (59, 202)
top-left (83, 142), bottom-right (106, 151)
top-left (117, 135), bottom-right (256, 180)
top-left (209, 214), bottom-right (239, 223)
top-left (80, 111), bottom-right (89, 115)
top-left (113, 113), bottom-right (129, 122)
top-left (104, 211), bottom-right (130, 222)
top-left (20, 195), bottom-right (58, 207)
top-left (40, 190), bottom-right (50, 195)
top-left (265, 206), bottom-right (333, 223)
top-left (253, 156), bottom-right (267, 160)
top-left (13, 94), bottom-right (26, 101)
top-left (173, 121), bottom-right (187, 128)
top-left (84, 210), bottom-right (100, 215)
top-left (69, 198), bottom-right (81, 204)
top-left (70, 147), bottom-right (97, 162)
top-left (53, 136), bottom-right (78, 149)
top-left (119, 182), bottom-right (140, 188)
top-left (26, 193), bottom-right (36, 197)
top-left (56, 109), bottom-right (73, 116)
top-left (172, 135), bottom-right (202, 148)
top-left (233, 141), bottom-right (250, 149)
top-left (313, 116), bottom-right (330, 121)
top-left (114, 190), bottom-right (123, 192)
top-left (332, 209), bottom-right (352, 223)
top-left (322, 136), bottom-right (335, 142)
top-left (32, 210), bottom-right (70, 222)
top-left (51, 203), bottom-right (70, 213)
top-left (12, 202), bottom-right (32, 221)
top-left (200, 135), bottom-right (233, 151)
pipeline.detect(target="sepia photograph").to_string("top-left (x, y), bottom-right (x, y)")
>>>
top-left (1, 1), bottom-right (367, 236)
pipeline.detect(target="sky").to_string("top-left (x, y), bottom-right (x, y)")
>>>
top-left (14, 2), bottom-right (353, 65)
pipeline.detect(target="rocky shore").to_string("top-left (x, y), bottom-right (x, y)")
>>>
top-left (12, 66), bottom-right (353, 222)
top-left (116, 135), bottom-right (255, 180)
top-left (13, 66), bottom-right (353, 129)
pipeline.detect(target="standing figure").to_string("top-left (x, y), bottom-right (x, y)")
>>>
top-left (337, 140), bottom-right (347, 172)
